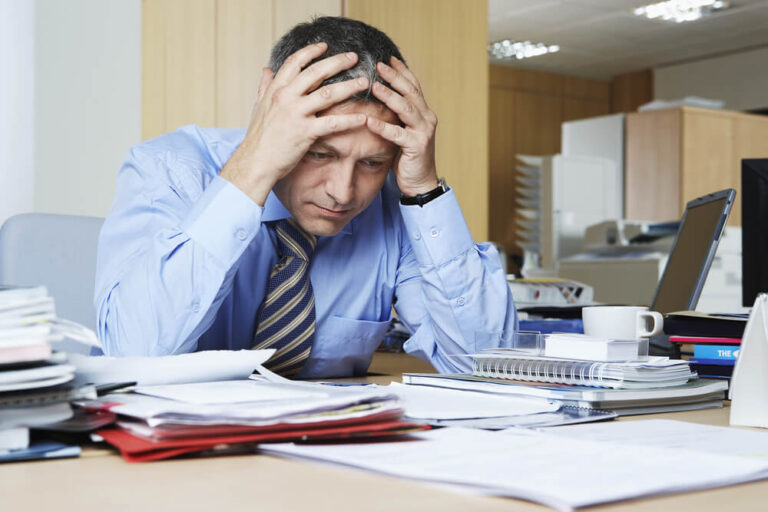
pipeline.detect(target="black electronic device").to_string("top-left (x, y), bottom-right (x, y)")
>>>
top-left (742, 159), bottom-right (768, 307)
top-left (650, 189), bottom-right (736, 315)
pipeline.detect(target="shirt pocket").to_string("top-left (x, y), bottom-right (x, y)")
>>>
top-left (303, 315), bottom-right (392, 378)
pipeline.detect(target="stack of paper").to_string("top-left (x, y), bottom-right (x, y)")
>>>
top-left (402, 372), bottom-right (727, 415)
top-left (0, 286), bottom-right (94, 459)
top-left (84, 361), bottom-right (423, 462)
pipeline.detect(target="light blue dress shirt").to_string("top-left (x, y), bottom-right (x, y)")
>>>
top-left (94, 125), bottom-right (518, 377)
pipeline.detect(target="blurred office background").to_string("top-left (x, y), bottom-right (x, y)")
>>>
top-left (1, 0), bottom-right (767, 309)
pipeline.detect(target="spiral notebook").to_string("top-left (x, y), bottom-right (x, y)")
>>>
top-left (469, 351), bottom-right (694, 389)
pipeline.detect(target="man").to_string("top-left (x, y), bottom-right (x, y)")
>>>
top-left (95, 16), bottom-right (517, 377)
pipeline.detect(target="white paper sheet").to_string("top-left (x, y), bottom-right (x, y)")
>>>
top-left (545, 419), bottom-right (768, 458)
top-left (261, 427), bottom-right (768, 511)
top-left (384, 381), bottom-right (557, 420)
top-left (69, 349), bottom-right (275, 386)
top-left (133, 380), bottom-right (330, 404)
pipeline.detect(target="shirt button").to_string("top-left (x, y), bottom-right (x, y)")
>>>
top-left (413, 232), bottom-right (421, 240)
top-left (191, 301), bottom-right (200, 313)
top-left (236, 229), bottom-right (247, 241)
top-left (456, 296), bottom-right (466, 307)
top-left (430, 228), bottom-right (440, 238)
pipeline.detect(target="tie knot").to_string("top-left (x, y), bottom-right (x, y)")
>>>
top-left (274, 218), bottom-right (316, 261)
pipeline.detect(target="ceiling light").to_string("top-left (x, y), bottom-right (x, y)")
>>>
top-left (633, 0), bottom-right (731, 23)
top-left (488, 40), bottom-right (560, 60)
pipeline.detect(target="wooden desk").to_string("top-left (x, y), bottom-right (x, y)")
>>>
top-left (2, 353), bottom-right (767, 512)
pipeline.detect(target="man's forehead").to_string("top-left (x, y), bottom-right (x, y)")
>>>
top-left (320, 100), bottom-right (398, 124)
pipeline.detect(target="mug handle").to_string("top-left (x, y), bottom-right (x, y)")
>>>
top-left (636, 311), bottom-right (664, 337)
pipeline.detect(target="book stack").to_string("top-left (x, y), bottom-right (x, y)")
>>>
top-left (0, 286), bottom-right (95, 461)
top-left (403, 334), bottom-right (728, 415)
top-left (665, 311), bottom-right (748, 381)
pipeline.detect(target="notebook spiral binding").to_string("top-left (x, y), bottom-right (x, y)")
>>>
top-left (472, 357), bottom-right (619, 387)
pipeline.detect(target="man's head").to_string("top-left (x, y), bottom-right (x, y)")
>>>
top-left (269, 17), bottom-right (404, 237)
top-left (269, 16), bottom-right (404, 106)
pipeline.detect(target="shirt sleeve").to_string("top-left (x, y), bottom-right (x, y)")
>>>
top-left (94, 146), bottom-right (263, 356)
top-left (394, 188), bottom-right (518, 373)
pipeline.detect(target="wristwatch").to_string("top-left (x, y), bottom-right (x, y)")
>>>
top-left (400, 178), bottom-right (447, 207)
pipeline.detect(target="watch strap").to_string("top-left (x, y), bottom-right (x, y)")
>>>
top-left (400, 178), bottom-right (447, 207)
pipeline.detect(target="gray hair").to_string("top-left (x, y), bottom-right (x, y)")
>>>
top-left (269, 16), bottom-right (404, 104)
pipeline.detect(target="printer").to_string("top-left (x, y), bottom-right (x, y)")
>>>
top-left (557, 220), bottom-right (743, 310)
top-left (557, 220), bottom-right (678, 305)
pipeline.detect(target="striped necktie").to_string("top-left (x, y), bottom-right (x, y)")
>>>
top-left (252, 218), bottom-right (317, 376)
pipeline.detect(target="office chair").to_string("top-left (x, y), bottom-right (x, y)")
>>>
top-left (0, 213), bottom-right (104, 353)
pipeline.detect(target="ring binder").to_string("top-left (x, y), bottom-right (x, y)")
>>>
top-left (470, 352), bottom-right (695, 389)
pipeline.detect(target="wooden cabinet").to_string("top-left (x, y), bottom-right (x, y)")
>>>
top-left (625, 107), bottom-right (768, 225)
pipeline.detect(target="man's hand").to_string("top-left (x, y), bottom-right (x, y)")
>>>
top-left (367, 57), bottom-right (439, 197)
top-left (220, 42), bottom-right (370, 205)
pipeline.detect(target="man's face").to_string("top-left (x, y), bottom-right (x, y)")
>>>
top-left (273, 101), bottom-right (399, 236)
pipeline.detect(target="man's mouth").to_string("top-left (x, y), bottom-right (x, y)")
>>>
top-left (315, 205), bottom-right (351, 218)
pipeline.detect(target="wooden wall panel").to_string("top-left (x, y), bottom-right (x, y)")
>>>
top-left (344, 0), bottom-right (489, 240)
top-left (143, 0), bottom-right (342, 137)
top-left (625, 109), bottom-right (681, 222)
top-left (273, 0), bottom-right (341, 37)
top-left (215, 0), bottom-right (273, 129)
top-left (611, 69), bottom-right (653, 113)
top-left (488, 65), bottom-right (611, 258)
top-left (488, 88), bottom-right (516, 255)
top-left (563, 98), bottom-right (610, 123)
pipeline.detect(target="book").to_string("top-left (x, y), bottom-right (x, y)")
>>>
top-left (693, 344), bottom-right (739, 360)
top-left (670, 335), bottom-right (741, 345)
top-left (469, 351), bottom-right (693, 388)
top-left (402, 373), bottom-right (728, 415)
top-left (664, 311), bottom-right (747, 338)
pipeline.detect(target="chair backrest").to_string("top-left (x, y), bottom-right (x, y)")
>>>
top-left (0, 213), bottom-right (105, 332)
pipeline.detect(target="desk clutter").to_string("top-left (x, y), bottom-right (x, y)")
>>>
top-left (0, 286), bottom-right (97, 461)
top-left (5, 292), bottom-right (768, 511)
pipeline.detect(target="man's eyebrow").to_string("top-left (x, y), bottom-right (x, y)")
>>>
top-left (361, 152), bottom-right (394, 160)
top-left (309, 141), bottom-right (338, 153)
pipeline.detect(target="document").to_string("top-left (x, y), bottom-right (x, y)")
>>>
top-left (70, 349), bottom-right (275, 386)
top-left (546, 419), bottom-right (768, 458)
top-left (383, 381), bottom-right (558, 421)
top-left (262, 425), bottom-right (768, 511)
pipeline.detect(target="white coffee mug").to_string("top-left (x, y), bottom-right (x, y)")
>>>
top-left (582, 306), bottom-right (663, 339)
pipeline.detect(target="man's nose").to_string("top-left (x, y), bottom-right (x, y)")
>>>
top-left (324, 161), bottom-right (355, 206)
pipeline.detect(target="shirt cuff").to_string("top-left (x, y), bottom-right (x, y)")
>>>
top-left (181, 175), bottom-right (263, 268)
top-left (399, 188), bottom-right (475, 267)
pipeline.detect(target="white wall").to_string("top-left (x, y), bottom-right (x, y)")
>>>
top-left (0, 0), bottom-right (36, 227)
top-left (34, 0), bottom-right (141, 219)
top-left (654, 47), bottom-right (768, 112)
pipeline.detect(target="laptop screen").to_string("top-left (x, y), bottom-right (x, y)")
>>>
top-left (651, 190), bottom-right (735, 315)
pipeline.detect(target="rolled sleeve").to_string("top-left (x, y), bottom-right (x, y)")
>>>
top-left (181, 176), bottom-right (263, 268)
top-left (399, 188), bottom-right (475, 267)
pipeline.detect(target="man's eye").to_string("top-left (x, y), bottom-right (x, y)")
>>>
top-left (308, 151), bottom-right (331, 160)
top-left (361, 160), bottom-right (384, 168)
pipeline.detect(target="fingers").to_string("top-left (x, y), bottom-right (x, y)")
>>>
top-left (289, 51), bottom-right (359, 96)
top-left (257, 67), bottom-right (274, 102)
top-left (371, 81), bottom-right (425, 128)
top-left (389, 56), bottom-right (421, 94)
top-left (311, 113), bottom-right (368, 138)
top-left (365, 116), bottom-right (410, 146)
top-left (271, 42), bottom-right (329, 87)
top-left (376, 61), bottom-right (428, 112)
top-left (302, 77), bottom-right (369, 114)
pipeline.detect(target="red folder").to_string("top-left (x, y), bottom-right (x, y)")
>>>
top-left (98, 420), bottom-right (427, 462)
